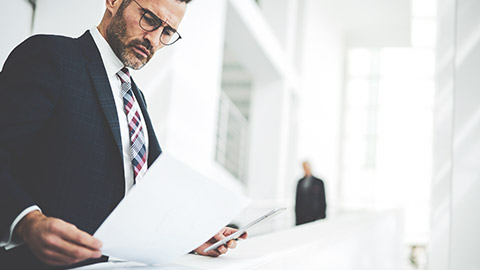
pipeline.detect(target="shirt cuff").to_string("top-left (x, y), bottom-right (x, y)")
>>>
top-left (0, 205), bottom-right (42, 250)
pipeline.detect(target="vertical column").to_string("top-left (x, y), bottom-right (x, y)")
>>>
top-left (450, 0), bottom-right (480, 268)
top-left (430, 0), bottom-right (456, 269)
top-left (296, 0), bottom-right (345, 215)
top-left (432, 0), bottom-right (480, 269)
top-left (247, 80), bottom-right (290, 203)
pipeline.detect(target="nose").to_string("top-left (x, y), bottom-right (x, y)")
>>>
top-left (143, 26), bottom-right (164, 51)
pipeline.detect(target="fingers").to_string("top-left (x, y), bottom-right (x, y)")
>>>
top-left (221, 227), bottom-right (237, 236)
top-left (217, 244), bottom-right (228, 254)
top-left (193, 227), bottom-right (247, 258)
top-left (33, 237), bottom-right (82, 266)
top-left (213, 230), bottom-right (227, 241)
top-left (205, 248), bottom-right (221, 257)
top-left (39, 248), bottom-right (81, 266)
top-left (226, 239), bottom-right (237, 249)
top-left (55, 221), bottom-right (102, 250)
top-left (193, 243), bottom-right (221, 257)
top-left (239, 232), bottom-right (248, 239)
top-left (203, 245), bottom-right (227, 256)
top-left (50, 221), bottom-right (102, 262)
top-left (23, 215), bottom-right (103, 266)
top-left (50, 235), bottom-right (102, 262)
top-left (222, 227), bottom-right (247, 240)
top-left (47, 219), bottom-right (101, 253)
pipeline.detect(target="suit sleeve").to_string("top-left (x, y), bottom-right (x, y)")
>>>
top-left (0, 35), bottom-right (64, 236)
top-left (319, 181), bottom-right (326, 217)
top-left (295, 180), bottom-right (301, 214)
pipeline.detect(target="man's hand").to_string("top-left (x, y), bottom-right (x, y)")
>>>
top-left (193, 227), bottom-right (248, 257)
top-left (14, 210), bottom-right (103, 266)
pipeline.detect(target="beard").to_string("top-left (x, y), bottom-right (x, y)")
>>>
top-left (106, 7), bottom-right (154, 70)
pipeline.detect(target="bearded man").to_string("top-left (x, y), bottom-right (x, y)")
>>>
top-left (0, 0), bottom-right (243, 268)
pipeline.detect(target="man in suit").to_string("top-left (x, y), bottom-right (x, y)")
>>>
top-left (295, 161), bottom-right (327, 225)
top-left (0, 0), bottom-right (244, 268)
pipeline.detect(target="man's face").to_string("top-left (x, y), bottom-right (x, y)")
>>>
top-left (303, 162), bottom-right (311, 175)
top-left (106, 0), bottom-right (186, 70)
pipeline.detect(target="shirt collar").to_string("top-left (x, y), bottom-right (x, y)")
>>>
top-left (89, 26), bottom-right (125, 78)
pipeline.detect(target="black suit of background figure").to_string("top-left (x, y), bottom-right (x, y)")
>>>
top-left (295, 161), bottom-right (326, 225)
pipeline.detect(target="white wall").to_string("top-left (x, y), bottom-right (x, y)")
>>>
top-left (431, 0), bottom-right (480, 269)
top-left (0, 1), bottom-right (33, 67)
top-left (33, 0), bottom-right (104, 36)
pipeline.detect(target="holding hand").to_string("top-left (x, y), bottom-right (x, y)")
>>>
top-left (15, 211), bottom-right (103, 266)
top-left (194, 227), bottom-right (247, 257)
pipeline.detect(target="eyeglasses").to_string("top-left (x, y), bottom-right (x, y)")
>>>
top-left (132, 0), bottom-right (182, 46)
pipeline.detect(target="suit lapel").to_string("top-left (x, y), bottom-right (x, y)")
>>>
top-left (78, 31), bottom-right (123, 159)
top-left (78, 30), bottom-right (161, 166)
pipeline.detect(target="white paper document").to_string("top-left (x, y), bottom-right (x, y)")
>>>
top-left (94, 153), bottom-right (250, 265)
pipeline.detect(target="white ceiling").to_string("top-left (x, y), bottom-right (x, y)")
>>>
top-left (311, 0), bottom-right (412, 47)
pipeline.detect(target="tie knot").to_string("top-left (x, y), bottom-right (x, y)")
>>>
top-left (117, 67), bottom-right (131, 84)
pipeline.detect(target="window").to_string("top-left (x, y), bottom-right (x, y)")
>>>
top-left (340, 0), bottom-right (436, 244)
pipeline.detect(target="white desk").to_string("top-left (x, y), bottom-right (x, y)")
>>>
top-left (74, 210), bottom-right (403, 270)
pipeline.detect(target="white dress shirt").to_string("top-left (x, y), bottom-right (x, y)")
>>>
top-left (90, 26), bottom-right (149, 191)
top-left (0, 26), bottom-right (149, 250)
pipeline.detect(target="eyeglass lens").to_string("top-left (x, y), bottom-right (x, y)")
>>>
top-left (140, 11), bottom-right (180, 45)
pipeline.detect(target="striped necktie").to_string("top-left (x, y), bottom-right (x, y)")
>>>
top-left (117, 68), bottom-right (148, 182)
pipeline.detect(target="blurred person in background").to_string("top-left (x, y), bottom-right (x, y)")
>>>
top-left (295, 161), bottom-right (327, 225)
top-left (0, 0), bottom-right (245, 268)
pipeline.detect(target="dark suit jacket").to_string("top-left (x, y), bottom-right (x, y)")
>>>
top-left (0, 31), bottom-right (162, 269)
top-left (295, 176), bottom-right (326, 226)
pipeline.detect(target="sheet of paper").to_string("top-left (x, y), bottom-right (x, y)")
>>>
top-left (94, 153), bottom-right (250, 265)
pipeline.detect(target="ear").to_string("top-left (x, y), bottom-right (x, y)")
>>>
top-left (105, 0), bottom-right (122, 14)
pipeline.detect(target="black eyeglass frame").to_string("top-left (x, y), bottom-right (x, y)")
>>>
top-left (131, 0), bottom-right (182, 46)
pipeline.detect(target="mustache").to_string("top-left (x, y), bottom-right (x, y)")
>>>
top-left (128, 39), bottom-right (153, 55)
